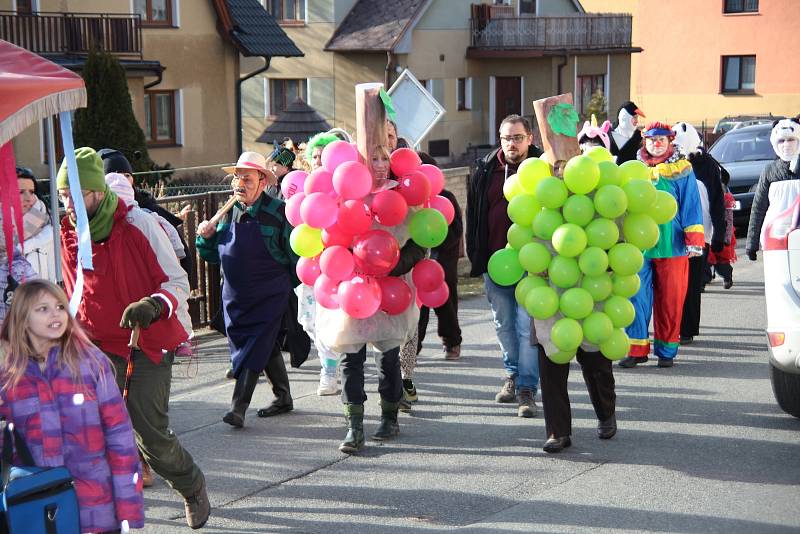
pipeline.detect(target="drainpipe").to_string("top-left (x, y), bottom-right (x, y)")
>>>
top-left (236, 56), bottom-right (271, 155)
top-left (143, 67), bottom-right (164, 90)
top-left (385, 50), bottom-right (393, 88)
top-left (556, 53), bottom-right (568, 94)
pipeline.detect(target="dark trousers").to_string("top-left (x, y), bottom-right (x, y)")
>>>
top-left (713, 262), bottom-right (733, 283)
top-left (341, 346), bottom-right (402, 405)
top-left (539, 348), bottom-right (616, 439)
top-left (417, 253), bottom-right (462, 352)
top-left (681, 245), bottom-right (708, 338)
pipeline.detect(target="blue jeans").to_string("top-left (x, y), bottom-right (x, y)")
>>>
top-left (483, 274), bottom-right (540, 393)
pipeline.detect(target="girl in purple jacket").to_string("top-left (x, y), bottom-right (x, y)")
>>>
top-left (0, 280), bottom-right (144, 533)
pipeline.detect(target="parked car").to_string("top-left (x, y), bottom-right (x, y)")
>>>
top-left (708, 123), bottom-right (776, 228)
top-left (713, 114), bottom-right (783, 134)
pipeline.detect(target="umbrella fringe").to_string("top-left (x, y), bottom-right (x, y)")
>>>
top-left (0, 88), bottom-right (87, 146)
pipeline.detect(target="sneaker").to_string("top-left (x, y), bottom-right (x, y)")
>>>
top-left (517, 389), bottom-right (537, 418)
top-left (402, 379), bottom-right (418, 402)
top-left (618, 356), bottom-right (648, 368)
top-left (679, 336), bottom-right (694, 345)
top-left (657, 357), bottom-right (674, 368)
top-left (495, 376), bottom-right (516, 403)
top-left (398, 397), bottom-right (413, 413)
top-left (444, 345), bottom-right (461, 360)
top-left (184, 473), bottom-right (210, 529)
top-left (317, 371), bottom-right (340, 396)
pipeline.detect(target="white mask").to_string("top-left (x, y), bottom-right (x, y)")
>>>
top-left (672, 122), bottom-right (702, 155)
top-left (771, 119), bottom-right (800, 162)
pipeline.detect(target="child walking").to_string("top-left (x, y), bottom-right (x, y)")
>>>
top-left (0, 280), bottom-right (144, 533)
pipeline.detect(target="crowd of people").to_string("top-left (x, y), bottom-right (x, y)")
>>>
top-left (1, 95), bottom-right (798, 532)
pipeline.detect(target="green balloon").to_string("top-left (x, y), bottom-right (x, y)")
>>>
top-left (600, 328), bottom-right (631, 361)
top-left (507, 223), bottom-right (534, 250)
top-left (597, 161), bottom-right (622, 187)
top-left (552, 223), bottom-right (587, 258)
top-left (525, 285), bottom-right (560, 320)
top-left (551, 317), bottom-right (583, 352)
top-left (623, 213), bottom-right (660, 250)
top-left (581, 273), bottom-right (613, 302)
top-left (623, 179), bottom-right (657, 213)
top-left (608, 243), bottom-right (644, 276)
top-left (585, 146), bottom-right (615, 164)
top-left (604, 295), bottom-right (636, 328)
top-left (618, 160), bottom-right (650, 186)
top-left (409, 208), bottom-right (448, 248)
top-left (518, 158), bottom-right (552, 193)
top-left (547, 350), bottom-right (576, 364)
top-left (650, 190), bottom-right (678, 224)
top-left (536, 176), bottom-right (569, 209)
top-left (559, 287), bottom-right (594, 320)
top-left (519, 242), bottom-right (551, 274)
top-left (583, 311), bottom-right (614, 345)
top-left (503, 174), bottom-right (523, 201)
top-left (548, 255), bottom-right (581, 288)
top-left (562, 194), bottom-right (595, 227)
top-left (585, 218), bottom-right (620, 250)
top-left (508, 194), bottom-right (541, 227)
top-left (563, 155), bottom-right (600, 195)
top-left (578, 246), bottom-right (609, 277)
top-left (488, 248), bottom-right (525, 286)
top-left (290, 224), bottom-right (324, 258)
top-left (515, 275), bottom-right (548, 305)
top-left (533, 209), bottom-right (564, 240)
top-left (594, 185), bottom-right (628, 219)
top-left (612, 273), bottom-right (641, 298)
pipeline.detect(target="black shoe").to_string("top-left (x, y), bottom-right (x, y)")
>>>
top-left (597, 415), bottom-right (617, 439)
top-left (724, 279), bottom-right (733, 289)
top-left (223, 369), bottom-right (259, 428)
top-left (618, 356), bottom-right (648, 368)
top-left (679, 336), bottom-right (693, 345)
top-left (543, 436), bottom-right (572, 453)
top-left (257, 349), bottom-right (294, 417)
top-left (257, 401), bottom-right (293, 417)
top-left (225, 366), bottom-right (235, 380)
top-left (372, 401), bottom-right (400, 441)
top-left (339, 405), bottom-right (365, 454)
top-left (657, 357), bottom-right (674, 368)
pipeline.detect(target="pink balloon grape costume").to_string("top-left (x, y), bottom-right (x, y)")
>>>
top-left (620, 122), bottom-right (704, 368)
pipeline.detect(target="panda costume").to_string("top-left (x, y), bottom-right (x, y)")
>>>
top-left (609, 101), bottom-right (646, 163)
top-left (745, 118), bottom-right (800, 259)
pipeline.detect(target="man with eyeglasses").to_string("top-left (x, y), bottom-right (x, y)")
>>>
top-left (467, 114), bottom-right (544, 419)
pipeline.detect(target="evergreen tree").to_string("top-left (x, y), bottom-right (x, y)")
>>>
top-left (73, 48), bottom-right (154, 177)
top-left (583, 90), bottom-right (608, 123)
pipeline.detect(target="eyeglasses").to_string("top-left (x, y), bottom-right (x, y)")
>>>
top-left (499, 134), bottom-right (528, 144)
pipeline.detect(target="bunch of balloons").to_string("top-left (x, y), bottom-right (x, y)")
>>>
top-left (487, 147), bottom-right (678, 363)
top-left (288, 141), bottom-right (455, 319)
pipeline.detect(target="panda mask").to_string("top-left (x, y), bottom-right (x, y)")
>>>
top-left (770, 118), bottom-right (800, 162)
top-left (672, 122), bottom-right (702, 156)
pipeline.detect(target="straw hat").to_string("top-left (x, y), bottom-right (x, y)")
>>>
top-left (222, 152), bottom-right (274, 179)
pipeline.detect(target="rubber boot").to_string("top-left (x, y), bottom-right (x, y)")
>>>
top-left (372, 400), bottom-right (400, 441)
top-left (223, 368), bottom-right (259, 428)
top-left (257, 347), bottom-right (294, 417)
top-left (338, 404), bottom-right (365, 454)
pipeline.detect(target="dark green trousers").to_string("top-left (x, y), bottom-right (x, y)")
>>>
top-left (110, 349), bottom-right (203, 497)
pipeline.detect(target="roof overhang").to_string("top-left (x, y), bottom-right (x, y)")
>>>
top-left (466, 47), bottom-right (643, 59)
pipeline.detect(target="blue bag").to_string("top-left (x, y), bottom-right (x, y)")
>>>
top-left (0, 421), bottom-right (80, 534)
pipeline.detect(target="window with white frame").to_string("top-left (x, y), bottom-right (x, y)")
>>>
top-left (133, 0), bottom-right (178, 27)
top-left (457, 77), bottom-right (472, 111)
top-left (264, 0), bottom-right (305, 22)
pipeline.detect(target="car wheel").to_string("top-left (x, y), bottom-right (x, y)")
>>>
top-left (770, 363), bottom-right (800, 418)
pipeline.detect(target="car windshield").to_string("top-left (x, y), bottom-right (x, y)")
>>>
top-left (709, 128), bottom-right (775, 163)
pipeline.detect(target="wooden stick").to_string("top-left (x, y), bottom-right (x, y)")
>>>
top-left (355, 83), bottom-right (387, 181)
top-left (208, 195), bottom-right (237, 227)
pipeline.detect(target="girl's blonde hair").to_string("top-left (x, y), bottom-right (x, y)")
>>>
top-left (0, 280), bottom-right (109, 391)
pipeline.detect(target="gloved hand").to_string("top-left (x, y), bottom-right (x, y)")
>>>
top-left (120, 297), bottom-right (163, 329)
top-left (711, 240), bottom-right (724, 254)
top-left (746, 249), bottom-right (757, 261)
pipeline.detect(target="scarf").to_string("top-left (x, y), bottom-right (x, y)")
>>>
top-left (22, 199), bottom-right (50, 240)
top-left (637, 144), bottom-right (676, 167)
top-left (68, 189), bottom-right (119, 242)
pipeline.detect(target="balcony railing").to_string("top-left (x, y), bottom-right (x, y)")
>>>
top-left (470, 10), bottom-right (633, 51)
top-left (0, 11), bottom-right (142, 58)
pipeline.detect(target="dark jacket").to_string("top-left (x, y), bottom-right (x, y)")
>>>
top-left (609, 130), bottom-right (642, 164)
top-left (466, 144), bottom-right (543, 277)
top-left (688, 149), bottom-right (727, 250)
top-left (746, 159), bottom-right (797, 253)
top-left (432, 189), bottom-right (463, 262)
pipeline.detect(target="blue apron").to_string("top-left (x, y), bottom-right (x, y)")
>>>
top-left (219, 213), bottom-right (290, 376)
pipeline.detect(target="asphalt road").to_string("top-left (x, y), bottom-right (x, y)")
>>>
top-left (142, 254), bottom-right (799, 533)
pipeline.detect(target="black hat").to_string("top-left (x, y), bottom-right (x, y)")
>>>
top-left (619, 101), bottom-right (645, 118)
top-left (97, 148), bottom-right (133, 175)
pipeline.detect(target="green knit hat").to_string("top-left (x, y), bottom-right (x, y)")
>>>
top-left (56, 147), bottom-right (107, 192)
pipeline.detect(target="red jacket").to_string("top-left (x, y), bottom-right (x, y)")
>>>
top-left (61, 200), bottom-right (189, 363)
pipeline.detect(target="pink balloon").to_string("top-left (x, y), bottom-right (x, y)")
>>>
top-left (418, 282), bottom-right (450, 308)
top-left (300, 192), bottom-right (338, 229)
top-left (337, 200), bottom-right (373, 236)
top-left (333, 161), bottom-right (373, 200)
top-left (338, 276), bottom-right (382, 319)
top-left (313, 274), bottom-right (340, 310)
top-left (319, 245), bottom-right (355, 281)
top-left (412, 259), bottom-right (445, 293)
top-left (379, 276), bottom-right (412, 315)
top-left (304, 168), bottom-right (335, 197)
top-left (397, 171), bottom-right (431, 206)
top-left (322, 140), bottom-right (359, 172)
top-left (321, 223), bottom-right (353, 248)
top-left (352, 230), bottom-right (400, 276)
top-left (281, 170), bottom-right (308, 199)
top-left (296, 256), bottom-right (321, 286)
top-left (418, 164), bottom-right (445, 197)
top-left (390, 148), bottom-right (421, 177)
top-left (285, 192), bottom-right (306, 226)
top-left (371, 189), bottom-right (408, 227)
top-left (427, 195), bottom-right (455, 225)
